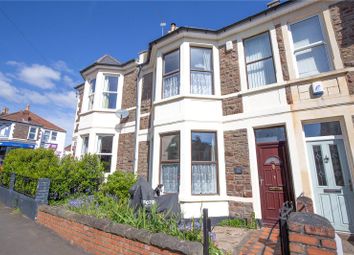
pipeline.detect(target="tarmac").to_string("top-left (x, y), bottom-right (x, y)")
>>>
top-left (0, 203), bottom-right (88, 255)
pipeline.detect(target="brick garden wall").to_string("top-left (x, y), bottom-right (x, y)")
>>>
top-left (37, 206), bottom-right (202, 255)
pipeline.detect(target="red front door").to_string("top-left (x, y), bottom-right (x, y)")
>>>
top-left (256, 141), bottom-right (293, 225)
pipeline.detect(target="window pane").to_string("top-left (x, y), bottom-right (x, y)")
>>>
top-left (163, 73), bottom-right (180, 98)
top-left (295, 45), bottom-right (330, 77)
top-left (291, 16), bottom-right (324, 50)
top-left (304, 122), bottom-right (342, 137)
top-left (161, 134), bottom-right (179, 161)
top-left (81, 136), bottom-right (89, 154)
top-left (103, 93), bottom-right (117, 109)
top-left (244, 32), bottom-right (272, 63)
top-left (164, 50), bottom-right (179, 74)
top-left (191, 71), bottom-right (212, 95)
top-left (100, 155), bottom-right (112, 173)
top-left (161, 163), bottom-right (179, 193)
top-left (90, 79), bottom-right (96, 93)
top-left (51, 132), bottom-right (57, 141)
top-left (0, 124), bottom-right (10, 138)
top-left (329, 144), bottom-right (344, 186)
top-left (312, 145), bottom-right (327, 186)
top-left (43, 131), bottom-right (50, 142)
top-left (98, 136), bottom-right (113, 153)
top-left (247, 58), bottom-right (276, 88)
top-left (191, 48), bottom-right (212, 71)
top-left (104, 76), bottom-right (118, 92)
top-left (192, 163), bottom-right (217, 194)
top-left (255, 127), bottom-right (286, 143)
top-left (192, 132), bottom-right (216, 162)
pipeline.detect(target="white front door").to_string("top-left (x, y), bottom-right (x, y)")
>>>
top-left (307, 139), bottom-right (354, 232)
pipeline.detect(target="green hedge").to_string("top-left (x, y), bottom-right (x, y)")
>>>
top-left (2, 148), bottom-right (105, 200)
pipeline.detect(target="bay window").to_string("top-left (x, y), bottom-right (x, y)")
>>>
top-left (160, 133), bottom-right (180, 193)
top-left (102, 76), bottom-right (118, 109)
top-left (27, 127), bottom-right (38, 140)
top-left (191, 132), bottom-right (217, 195)
top-left (163, 50), bottom-right (180, 99)
top-left (190, 47), bottom-right (213, 95)
top-left (244, 32), bottom-right (276, 89)
top-left (97, 135), bottom-right (113, 173)
top-left (290, 16), bottom-right (330, 77)
top-left (51, 132), bottom-right (57, 141)
top-left (87, 79), bottom-right (96, 110)
top-left (0, 123), bottom-right (11, 138)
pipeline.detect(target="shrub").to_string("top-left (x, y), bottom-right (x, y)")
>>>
top-left (2, 149), bottom-right (105, 200)
top-left (218, 212), bottom-right (257, 229)
top-left (99, 171), bottom-right (136, 199)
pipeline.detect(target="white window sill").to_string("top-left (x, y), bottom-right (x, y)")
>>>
top-left (154, 94), bottom-right (221, 106)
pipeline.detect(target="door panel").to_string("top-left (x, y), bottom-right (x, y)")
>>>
top-left (307, 139), bottom-right (354, 232)
top-left (256, 141), bottom-right (293, 225)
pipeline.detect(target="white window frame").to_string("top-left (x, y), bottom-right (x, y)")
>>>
top-left (96, 134), bottom-right (114, 173)
top-left (51, 131), bottom-right (57, 141)
top-left (87, 79), bottom-right (96, 110)
top-left (42, 130), bottom-right (51, 143)
top-left (162, 49), bottom-right (180, 99)
top-left (27, 126), bottom-right (38, 140)
top-left (81, 135), bottom-right (89, 155)
top-left (102, 75), bottom-right (119, 109)
top-left (243, 31), bottom-right (277, 89)
top-left (287, 14), bottom-right (333, 78)
top-left (0, 123), bottom-right (11, 138)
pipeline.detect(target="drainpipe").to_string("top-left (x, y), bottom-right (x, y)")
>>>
top-left (133, 65), bottom-right (143, 175)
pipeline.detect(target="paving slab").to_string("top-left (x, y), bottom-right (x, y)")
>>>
top-left (0, 203), bottom-right (89, 255)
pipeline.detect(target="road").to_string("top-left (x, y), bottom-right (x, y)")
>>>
top-left (0, 203), bottom-right (89, 255)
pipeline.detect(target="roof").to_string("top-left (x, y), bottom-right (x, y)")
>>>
top-left (64, 144), bottom-right (71, 151)
top-left (80, 0), bottom-right (296, 74)
top-left (0, 110), bottom-right (66, 132)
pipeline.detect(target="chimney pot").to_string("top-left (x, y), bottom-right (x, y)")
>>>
top-left (25, 104), bottom-right (30, 111)
top-left (1, 107), bottom-right (9, 115)
top-left (169, 23), bottom-right (177, 32)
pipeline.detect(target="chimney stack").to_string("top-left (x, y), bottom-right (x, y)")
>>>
top-left (1, 107), bottom-right (9, 115)
top-left (25, 104), bottom-right (30, 112)
top-left (169, 23), bottom-right (177, 33)
top-left (267, 0), bottom-right (280, 8)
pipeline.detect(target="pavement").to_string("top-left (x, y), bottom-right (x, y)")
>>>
top-left (0, 203), bottom-right (89, 255)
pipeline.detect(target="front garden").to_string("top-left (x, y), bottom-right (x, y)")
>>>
top-left (0, 148), bottom-right (224, 254)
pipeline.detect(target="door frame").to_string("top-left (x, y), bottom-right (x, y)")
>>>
top-left (254, 126), bottom-right (295, 225)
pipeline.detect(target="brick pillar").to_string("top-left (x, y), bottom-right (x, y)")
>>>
top-left (35, 178), bottom-right (50, 205)
top-left (288, 212), bottom-right (337, 255)
top-left (9, 173), bottom-right (16, 190)
top-left (296, 196), bottom-right (314, 213)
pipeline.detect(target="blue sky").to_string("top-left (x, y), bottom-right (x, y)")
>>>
top-left (0, 1), bottom-right (272, 145)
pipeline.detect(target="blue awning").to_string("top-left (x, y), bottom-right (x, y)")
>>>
top-left (0, 141), bottom-right (35, 149)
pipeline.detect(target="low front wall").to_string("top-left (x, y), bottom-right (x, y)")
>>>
top-left (37, 206), bottom-right (203, 255)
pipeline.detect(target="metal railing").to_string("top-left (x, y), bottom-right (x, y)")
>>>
top-left (0, 172), bottom-right (11, 188)
top-left (13, 174), bottom-right (39, 198)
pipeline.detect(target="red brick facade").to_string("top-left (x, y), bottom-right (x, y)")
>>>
top-left (122, 70), bottom-right (137, 109)
top-left (117, 133), bottom-right (135, 172)
top-left (120, 109), bottom-right (136, 124)
top-left (12, 123), bottom-right (30, 140)
top-left (330, 1), bottom-right (354, 68)
top-left (139, 115), bottom-right (151, 130)
top-left (137, 141), bottom-right (150, 180)
top-left (222, 96), bottom-right (243, 116)
top-left (219, 42), bottom-right (241, 95)
top-left (37, 211), bottom-right (186, 255)
top-left (141, 72), bottom-right (153, 114)
top-left (224, 129), bottom-right (252, 198)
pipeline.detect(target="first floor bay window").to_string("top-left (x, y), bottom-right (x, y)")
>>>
top-left (290, 16), bottom-right (330, 77)
top-left (190, 47), bottom-right (213, 95)
top-left (160, 133), bottom-right (180, 193)
top-left (191, 132), bottom-right (218, 195)
top-left (244, 32), bottom-right (276, 89)
top-left (102, 76), bottom-right (118, 109)
top-left (88, 79), bottom-right (96, 110)
top-left (163, 50), bottom-right (180, 99)
top-left (97, 135), bottom-right (113, 173)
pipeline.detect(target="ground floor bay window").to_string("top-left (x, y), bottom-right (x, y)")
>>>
top-left (160, 133), bottom-right (180, 193)
top-left (97, 135), bottom-right (113, 173)
top-left (191, 131), bottom-right (218, 195)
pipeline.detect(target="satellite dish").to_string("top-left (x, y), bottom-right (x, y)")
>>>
top-left (116, 109), bottom-right (129, 119)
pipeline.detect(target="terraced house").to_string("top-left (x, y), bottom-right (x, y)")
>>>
top-left (72, 0), bottom-right (354, 234)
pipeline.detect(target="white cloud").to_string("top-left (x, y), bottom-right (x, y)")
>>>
top-left (46, 90), bottom-right (76, 109)
top-left (18, 64), bottom-right (61, 89)
top-left (63, 75), bottom-right (75, 87)
top-left (53, 60), bottom-right (74, 74)
top-left (0, 73), bottom-right (23, 103)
